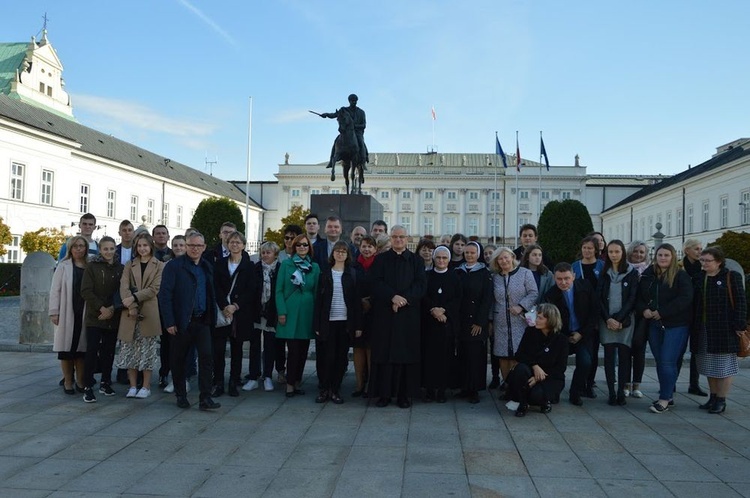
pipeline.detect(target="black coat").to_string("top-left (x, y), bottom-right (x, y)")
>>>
top-left (314, 265), bottom-right (363, 340)
top-left (596, 267), bottom-right (639, 327)
top-left (214, 253), bottom-right (256, 339)
top-left (369, 249), bottom-right (427, 364)
top-left (543, 280), bottom-right (597, 342)
top-left (455, 265), bottom-right (493, 341)
top-left (251, 260), bottom-right (280, 328)
top-left (514, 326), bottom-right (569, 398)
top-left (351, 259), bottom-right (375, 347)
top-left (636, 266), bottom-right (693, 328)
top-left (692, 268), bottom-right (747, 354)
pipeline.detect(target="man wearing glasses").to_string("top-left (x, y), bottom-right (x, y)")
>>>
top-left (159, 232), bottom-right (221, 411)
top-left (58, 213), bottom-right (98, 260)
top-left (368, 226), bottom-right (426, 408)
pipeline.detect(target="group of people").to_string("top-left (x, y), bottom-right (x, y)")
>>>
top-left (49, 214), bottom-right (747, 418)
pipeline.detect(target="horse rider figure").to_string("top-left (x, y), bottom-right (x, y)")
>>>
top-left (320, 94), bottom-right (368, 170)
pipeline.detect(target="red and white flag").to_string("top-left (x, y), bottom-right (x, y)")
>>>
top-left (431, 106), bottom-right (436, 120)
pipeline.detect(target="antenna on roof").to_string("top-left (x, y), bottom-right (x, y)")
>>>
top-left (205, 154), bottom-right (218, 176)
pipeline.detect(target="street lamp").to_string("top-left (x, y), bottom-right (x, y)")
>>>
top-left (652, 222), bottom-right (665, 248)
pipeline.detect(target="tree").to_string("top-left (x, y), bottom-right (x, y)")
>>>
top-left (264, 205), bottom-right (310, 247)
top-left (537, 199), bottom-right (594, 264)
top-left (190, 197), bottom-right (245, 248)
top-left (708, 230), bottom-right (750, 273)
top-left (0, 217), bottom-right (11, 258)
top-left (20, 227), bottom-right (68, 259)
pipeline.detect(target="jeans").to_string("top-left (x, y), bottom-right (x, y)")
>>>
top-left (569, 338), bottom-right (593, 395)
top-left (171, 319), bottom-right (213, 400)
top-left (648, 322), bottom-right (689, 401)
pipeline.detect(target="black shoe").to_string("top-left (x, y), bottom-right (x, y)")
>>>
top-left (63, 386), bottom-right (75, 395)
top-left (540, 401), bottom-right (552, 414)
top-left (158, 376), bottom-right (168, 389)
top-left (176, 396), bottom-right (190, 409)
top-left (709, 397), bottom-right (726, 414)
top-left (569, 393), bottom-right (583, 406)
top-left (515, 404), bottom-right (528, 417)
top-left (59, 378), bottom-right (65, 386)
top-left (352, 390), bottom-right (365, 398)
top-left (83, 388), bottom-right (97, 403)
top-left (285, 390), bottom-right (295, 398)
top-left (436, 389), bottom-right (447, 403)
top-left (228, 382), bottom-right (239, 397)
top-left (315, 390), bottom-right (330, 403)
top-left (376, 397), bottom-right (389, 407)
top-left (293, 388), bottom-right (305, 396)
top-left (608, 394), bottom-right (617, 406)
top-left (617, 392), bottom-right (627, 406)
top-left (199, 397), bottom-right (221, 411)
top-left (488, 377), bottom-right (500, 389)
top-left (649, 401), bottom-right (669, 413)
top-left (455, 390), bottom-right (470, 398)
top-left (331, 392), bottom-right (344, 405)
top-left (689, 386), bottom-right (708, 397)
top-left (99, 383), bottom-right (116, 396)
top-left (583, 388), bottom-right (597, 399)
top-left (211, 385), bottom-right (224, 397)
top-left (699, 394), bottom-right (717, 410)
top-left (397, 398), bottom-right (412, 409)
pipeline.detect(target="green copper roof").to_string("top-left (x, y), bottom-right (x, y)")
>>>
top-left (0, 43), bottom-right (28, 94)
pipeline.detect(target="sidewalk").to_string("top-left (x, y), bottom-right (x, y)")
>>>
top-left (0, 349), bottom-right (749, 497)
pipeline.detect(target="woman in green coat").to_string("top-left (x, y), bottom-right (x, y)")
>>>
top-left (275, 233), bottom-right (320, 397)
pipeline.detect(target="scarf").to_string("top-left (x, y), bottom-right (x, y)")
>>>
top-left (261, 260), bottom-right (276, 305)
top-left (291, 254), bottom-right (312, 288)
top-left (458, 261), bottom-right (487, 273)
top-left (357, 253), bottom-right (375, 272)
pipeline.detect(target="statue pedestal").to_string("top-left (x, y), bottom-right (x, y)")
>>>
top-left (310, 194), bottom-right (383, 236)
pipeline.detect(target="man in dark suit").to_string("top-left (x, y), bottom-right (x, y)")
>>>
top-left (313, 215), bottom-right (342, 273)
top-left (543, 262), bottom-right (597, 406)
top-left (158, 232), bottom-right (220, 411)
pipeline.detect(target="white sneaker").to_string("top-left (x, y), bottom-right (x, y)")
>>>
top-left (126, 387), bottom-right (138, 398)
top-left (164, 381), bottom-right (174, 393)
top-left (631, 389), bottom-right (643, 398)
top-left (243, 379), bottom-right (259, 391)
top-left (263, 377), bottom-right (274, 391)
top-left (135, 388), bottom-right (151, 399)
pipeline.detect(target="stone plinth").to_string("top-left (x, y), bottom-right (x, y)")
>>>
top-left (310, 194), bottom-right (384, 236)
top-left (20, 252), bottom-right (55, 344)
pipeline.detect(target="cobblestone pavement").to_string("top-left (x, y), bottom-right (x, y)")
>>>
top-left (0, 348), bottom-right (748, 497)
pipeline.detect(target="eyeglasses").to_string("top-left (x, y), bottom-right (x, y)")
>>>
top-left (334, 249), bottom-right (348, 255)
top-left (284, 236), bottom-right (296, 240)
top-left (295, 243), bottom-right (310, 248)
top-left (699, 258), bottom-right (715, 263)
top-left (186, 244), bottom-right (205, 249)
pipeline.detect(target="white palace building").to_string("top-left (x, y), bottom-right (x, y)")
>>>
top-left (0, 30), bottom-right (263, 263)
top-left (241, 153), bottom-right (664, 245)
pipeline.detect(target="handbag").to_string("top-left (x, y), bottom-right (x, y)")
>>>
top-left (726, 272), bottom-right (750, 358)
top-left (215, 269), bottom-right (240, 328)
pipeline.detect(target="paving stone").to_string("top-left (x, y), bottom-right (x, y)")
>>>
top-left (575, 451), bottom-right (652, 480)
top-left (464, 449), bottom-right (528, 476)
top-left (468, 475), bottom-right (539, 497)
top-left (405, 444), bottom-right (464, 474)
top-left (282, 442), bottom-right (350, 470)
top-left (0, 433), bottom-right (78, 458)
top-left (532, 477), bottom-right (606, 498)
top-left (222, 441), bottom-right (295, 469)
top-left (343, 445), bottom-right (406, 473)
top-left (596, 479), bottom-right (672, 498)
top-left (666, 481), bottom-right (744, 497)
top-left (50, 435), bottom-right (137, 461)
top-left (3, 457), bottom-right (98, 490)
top-left (191, 464), bottom-right (277, 497)
top-left (332, 470), bottom-right (404, 498)
top-left (262, 468), bottom-right (339, 498)
top-left (633, 454), bottom-right (720, 482)
top-left (519, 449), bottom-right (589, 478)
top-left (401, 472), bottom-right (470, 498)
top-left (61, 460), bottom-right (160, 493)
top-left (124, 462), bottom-right (213, 496)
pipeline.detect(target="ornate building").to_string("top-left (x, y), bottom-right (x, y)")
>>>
top-left (0, 30), bottom-right (262, 262)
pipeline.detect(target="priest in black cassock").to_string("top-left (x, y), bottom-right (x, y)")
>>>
top-left (368, 225), bottom-right (427, 408)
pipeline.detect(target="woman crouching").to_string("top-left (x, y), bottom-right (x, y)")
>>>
top-left (507, 303), bottom-right (569, 417)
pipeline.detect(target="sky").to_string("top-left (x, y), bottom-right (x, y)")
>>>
top-left (3, 1), bottom-right (749, 182)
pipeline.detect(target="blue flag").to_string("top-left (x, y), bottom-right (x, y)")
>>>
top-left (495, 134), bottom-right (508, 169)
top-left (540, 136), bottom-right (550, 171)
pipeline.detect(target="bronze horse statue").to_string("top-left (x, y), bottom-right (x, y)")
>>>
top-left (327, 109), bottom-right (365, 195)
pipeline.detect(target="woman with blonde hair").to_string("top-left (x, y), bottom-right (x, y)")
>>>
top-left (508, 303), bottom-right (569, 416)
top-left (637, 243), bottom-right (693, 413)
top-left (489, 247), bottom-right (538, 392)
top-left (117, 233), bottom-right (164, 399)
top-left (50, 235), bottom-right (89, 394)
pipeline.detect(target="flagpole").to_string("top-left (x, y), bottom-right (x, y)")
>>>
top-left (493, 132), bottom-right (498, 243)
top-left (431, 106), bottom-right (436, 152)
top-left (515, 130), bottom-right (519, 249)
top-left (244, 96), bottom-right (253, 244)
top-left (538, 131), bottom-right (543, 222)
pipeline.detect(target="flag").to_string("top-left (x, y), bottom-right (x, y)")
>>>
top-left (540, 135), bottom-right (550, 171)
top-left (515, 135), bottom-right (521, 172)
top-left (495, 133), bottom-right (508, 168)
top-left (431, 106), bottom-right (436, 120)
